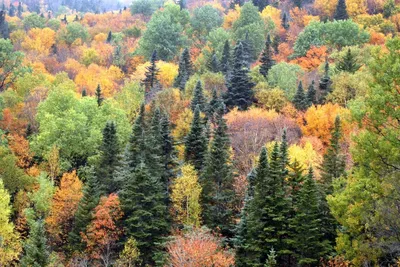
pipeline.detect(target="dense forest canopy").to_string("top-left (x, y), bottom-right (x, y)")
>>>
top-left (0, 0), bottom-right (399, 266)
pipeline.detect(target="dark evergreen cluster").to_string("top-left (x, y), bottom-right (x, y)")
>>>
top-left (259, 34), bottom-right (275, 78)
top-left (319, 60), bottom-right (332, 104)
top-left (336, 48), bottom-right (361, 73)
top-left (252, 0), bottom-right (269, 11)
top-left (220, 40), bottom-right (232, 79)
top-left (142, 50), bottom-right (160, 94)
top-left (174, 48), bottom-right (194, 91)
top-left (334, 0), bottom-right (349, 20)
top-left (0, 10), bottom-right (9, 39)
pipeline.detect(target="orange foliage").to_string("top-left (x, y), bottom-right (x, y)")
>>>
top-left (290, 46), bottom-right (328, 71)
top-left (46, 171), bottom-right (83, 247)
top-left (167, 228), bottom-right (235, 267)
top-left (83, 194), bottom-right (123, 261)
top-left (369, 30), bottom-right (386, 45)
top-left (286, 8), bottom-right (312, 45)
top-left (22, 28), bottom-right (56, 56)
top-left (7, 134), bottom-right (33, 169)
top-left (274, 42), bottom-right (294, 63)
top-left (0, 108), bottom-right (27, 136)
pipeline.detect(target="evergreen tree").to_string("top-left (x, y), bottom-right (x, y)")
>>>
top-left (81, 88), bottom-right (87, 97)
top-left (174, 48), bottom-right (193, 91)
top-left (106, 30), bottom-right (112, 43)
top-left (201, 111), bottom-right (236, 237)
top-left (242, 33), bottom-right (254, 66)
top-left (96, 121), bottom-right (120, 194)
top-left (160, 112), bottom-right (178, 192)
top-left (282, 13), bottom-right (289, 30)
top-left (235, 189), bottom-right (252, 267)
top-left (207, 88), bottom-right (225, 122)
top-left (252, 0), bottom-right (269, 11)
top-left (191, 80), bottom-right (206, 112)
top-left (293, 0), bottom-right (303, 8)
top-left (95, 84), bottom-right (103, 107)
top-left (184, 105), bottom-right (208, 171)
top-left (224, 42), bottom-right (255, 110)
top-left (292, 81), bottom-right (307, 111)
top-left (319, 60), bottom-right (332, 104)
top-left (336, 48), bottom-right (361, 73)
top-left (259, 34), bottom-right (275, 77)
top-left (383, 0), bottom-right (396, 18)
top-left (119, 163), bottom-right (170, 266)
top-left (9, 4), bottom-right (15, 17)
top-left (279, 129), bottom-right (289, 181)
top-left (207, 53), bottom-right (220, 73)
top-left (320, 116), bottom-right (346, 194)
top-left (179, 0), bottom-right (186, 10)
top-left (26, 123), bottom-right (33, 137)
top-left (334, 0), bottom-right (349, 20)
top-left (142, 50), bottom-right (159, 93)
top-left (126, 104), bottom-right (147, 170)
top-left (220, 40), bottom-right (231, 79)
top-left (0, 10), bottom-right (9, 39)
top-left (17, 1), bottom-right (22, 18)
top-left (74, 14), bottom-right (79, 22)
top-left (306, 80), bottom-right (317, 106)
top-left (20, 219), bottom-right (50, 267)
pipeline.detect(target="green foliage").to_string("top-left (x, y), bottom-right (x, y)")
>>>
top-left (319, 60), bottom-right (333, 104)
top-left (23, 13), bottom-right (46, 30)
top-left (383, 0), bottom-right (396, 18)
top-left (267, 62), bottom-right (304, 100)
top-left (174, 48), bottom-right (194, 91)
top-left (191, 5), bottom-right (223, 38)
top-left (255, 87), bottom-right (288, 112)
top-left (59, 22), bottom-right (89, 45)
top-left (114, 81), bottom-right (145, 123)
top-left (259, 35), bottom-right (275, 78)
top-left (206, 28), bottom-right (232, 60)
top-left (191, 80), bottom-right (206, 112)
top-left (336, 48), bottom-right (361, 73)
top-left (220, 40), bottom-right (232, 77)
top-left (0, 39), bottom-right (27, 92)
top-left (130, 0), bottom-right (163, 16)
top-left (293, 20), bottom-right (370, 57)
top-left (306, 80), bottom-right (317, 106)
top-left (142, 50), bottom-right (159, 92)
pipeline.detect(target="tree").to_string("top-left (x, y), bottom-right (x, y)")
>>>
top-left (383, 0), bottom-right (395, 18)
top-left (282, 13), bottom-right (289, 30)
top-left (259, 34), bottom-right (275, 78)
top-left (0, 39), bottom-right (26, 92)
top-left (0, 179), bottom-right (22, 266)
top-left (224, 43), bottom-right (255, 110)
top-left (184, 106), bottom-right (208, 171)
top-left (220, 40), bottom-right (231, 78)
top-left (336, 48), bottom-right (361, 73)
top-left (174, 48), bottom-right (193, 91)
top-left (130, 0), bottom-right (163, 16)
top-left (207, 53), bottom-right (220, 73)
top-left (191, 81), bottom-right (206, 112)
top-left (160, 112), bottom-right (178, 193)
top-left (0, 10), bottom-right (9, 39)
top-left (252, 0), bottom-right (269, 11)
top-left (116, 237), bottom-right (141, 267)
top-left (319, 60), bottom-right (333, 104)
top-left (9, 4), bottom-right (16, 17)
top-left (17, 1), bottom-right (22, 18)
top-left (306, 80), bottom-right (317, 106)
top-left (292, 81), bottom-right (307, 111)
top-left (201, 111), bottom-right (236, 237)
top-left (171, 164), bottom-right (202, 227)
top-left (294, 0), bottom-right (303, 8)
top-left (334, 0), bottom-right (349, 20)
top-left (142, 50), bottom-right (159, 93)
top-left (267, 62), bottom-right (304, 100)
top-left (96, 121), bottom-right (120, 195)
top-left (95, 84), bottom-right (104, 107)
top-left (106, 31), bottom-right (112, 43)
top-left (190, 5), bottom-right (223, 37)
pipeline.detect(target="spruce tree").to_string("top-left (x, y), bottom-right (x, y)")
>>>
top-left (9, 4), bottom-right (15, 17)
top-left (207, 53), bottom-right (220, 73)
top-left (95, 84), bottom-right (103, 107)
top-left (17, 1), bottom-right (22, 18)
top-left (306, 80), bottom-right (317, 106)
top-left (174, 48), bottom-right (193, 91)
top-left (20, 219), bottom-right (50, 267)
top-left (259, 34), bottom-right (275, 77)
top-left (179, 0), bottom-right (186, 10)
top-left (119, 163), bottom-right (170, 266)
top-left (224, 42), bottom-right (255, 110)
top-left (160, 112), bottom-right (178, 192)
top-left (106, 30), bottom-right (112, 43)
top-left (242, 33), bottom-right (254, 66)
top-left (336, 48), bottom-right (361, 73)
top-left (81, 88), bottom-right (87, 97)
top-left (142, 50), bottom-right (159, 93)
top-left (220, 40), bottom-right (231, 79)
top-left (201, 111), bottom-right (236, 237)
top-left (282, 13), bottom-right (289, 30)
top-left (334, 0), bottom-right (349, 20)
top-left (74, 14), bottom-right (79, 22)
top-left (0, 10), bottom-right (9, 39)
top-left (293, 81), bottom-right (307, 111)
top-left (191, 80), bottom-right (206, 112)
top-left (252, 0), bottom-right (269, 11)
top-left (319, 60), bottom-right (332, 104)
top-left (207, 88), bottom-right (225, 122)
top-left (234, 187), bottom-right (252, 267)
top-left (96, 121), bottom-right (120, 194)
top-left (126, 104), bottom-right (147, 170)
top-left (293, 0), bottom-right (303, 8)
top-left (184, 105), bottom-right (208, 171)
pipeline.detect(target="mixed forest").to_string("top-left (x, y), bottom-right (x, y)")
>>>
top-left (0, 0), bottom-right (399, 266)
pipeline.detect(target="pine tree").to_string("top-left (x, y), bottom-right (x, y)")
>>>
top-left (20, 219), bottom-right (50, 267)
top-left (119, 163), bottom-right (170, 266)
top-left (96, 121), bottom-right (120, 194)
top-left (201, 111), bottom-right (236, 237)
top-left (174, 48), bottom-right (193, 91)
top-left (191, 80), bottom-right (206, 112)
top-left (224, 42), bottom-right (255, 110)
top-left (306, 80), bottom-right (316, 106)
top-left (207, 53), bottom-right (220, 73)
top-left (334, 0), bottom-right (349, 20)
top-left (320, 116), bottom-right (346, 194)
top-left (259, 34), bottom-right (275, 77)
top-left (336, 48), bottom-right (361, 73)
top-left (220, 40), bottom-right (231, 79)
top-left (293, 81), bottom-right (307, 111)
top-left (106, 30), bottom-right (112, 43)
top-left (319, 60), bottom-right (332, 104)
top-left (142, 50), bottom-right (159, 93)
top-left (95, 84), bottom-right (103, 107)
top-left (184, 105), bottom-right (208, 171)
top-left (74, 14), bottom-right (79, 21)
top-left (282, 13), bottom-right (289, 30)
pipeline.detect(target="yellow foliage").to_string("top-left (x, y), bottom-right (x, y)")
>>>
top-left (261, 6), bottom-right (282, 33)
top-left (173, 108), bottom-right (194, 160)
top-left (314, 0), bottom-right (338, 18)
top-left (132, 61), bottom-right (178, 88)
top-left (288, 141), bottom-right (323, 178)
top-left (223, 5), bottom-right (240, 29)
top-left (22, 28), bottom-right (56, 56)
top-left (94, 33), bottom-right (107, 43)
top-left (225, 107), bottom-right (279, 126)
top-left (347, 0), bottom-right (368, 17)
top-left (10, 30), bottom-right (25, 47)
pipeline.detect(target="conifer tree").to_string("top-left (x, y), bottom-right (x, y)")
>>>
top-left (142, 50), bottom-right (159, 93)
top-left (81, 88), bottom-right (87, 97)
top-left (207, 88), bottom-right (225, 122)
top-left (17, 1), bottom-right (22, 18)
top-left (160, 112), bottom-right (178, 191)
top-left (306, 80), bottom-right (316, 106)
top-left (0, 10), bottom-right (9, 39)
top-left (234, 191), bottom-right (252, 267)
top-left (106, 31), bottom-right (112, 43)
top-left (191, 80), bottom-right (206, 112)
top-left (279, 129), bottom-right (289, 181)
top-left (126, 104), bottom-right (147, 170)
top-left (224, 42), bottom-right (255, 110)
top-left (334, 0), bottom-right (349, 20)
top-left (220, 40), bottom-right (231, 78)
top-left (179, 0), bottom-right (186, 10)
top-left (201, 110), bottom-right (236, 237)
top-left (20, 219), bottom-right (49, 267)
top-left (9, 4), bottom-right (15, 17)
top-left (252, 0), bottom-right (269, 11)
top-left (96, 121), bottom-right (120, 194)
top-left (259, 34), bottom-right (275, 77)
top-left (242, 33), bottom-right (253, 66)
top-left (282, 13), bottom-right (289, 30)
top-left (336, 48), bottom-right (361, 73)
top-left (319, 60), bottom-right (332, 104)
top-left (74, 14), bottom-right (79, 21)
top-left (119, 163), bottom-right (170, 266)
top-left (95, 84), bottom-right (103, 107)
top-left (174, 48), bottom-right (193, 91)
top-left (184, 105), bottom-right (208, 171)
top-left (293, 0), bottom-right (303, 8)
top-left (293, 81), bottom-right (307, 111)
top-left (207, 53), bottom-right (220, 73)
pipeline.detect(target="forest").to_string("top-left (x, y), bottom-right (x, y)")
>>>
top-left (0, 0), bottom-right (399, 266)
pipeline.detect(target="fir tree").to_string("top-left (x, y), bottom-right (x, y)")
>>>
top-left (319, 60), bottom-right (332, 104)
top-left (184, 105), bottom-right (208, 171)
top-left (74, 14), bottom-right (79, 22)
top-left (95, 84), bottom-right (103, 107)
top-left (142, 50), bottom-right (159, 93)
top-left (234, 190), bottom-right (252, 267)
top-left (282, 13), bottom-right (289, 30)
top-left (334, 0), bottom-right (349, 20)
top-left (201, 111), bottom-right (236, 237)
top-left (96, 121), bottom-right (120, 194)
top-left (306, 80), bottom-right (317, 106)
top-left (106, 30), bottom-right (112, 43)
top-left (0, 10), bottom-right (9, 39)
top-left (224, 42), bottom-right (255, 110)
top-left (81, 88), bottom-right (87, 97)
top-left (17, 1), bottom-right (22, 18)
top-left (207, 53), bottom-right (220, 73)
top-left (259, 34), bottom-right (275, 77)
top-left (160, 112), bottom-right (178, 192)
top-left (174, 48), bottom-right (193, 91)
top-left (293, 0), bottom-right (303, 8)
top-left (61, 14), bottom-right (68, 24)
top-left (119, 163), bottom-right (170, 266)
top-left (126, 104), bottom-right (147, 170)
top-left (191, 80), bottom-right (206, 112)
top-left (179, 0), bottom-right (186, 10)
top-left (242, 33), bottom-right (254, 66)
top-left (252, 0), bottom-right (269, 11)
top-left (20, 219), bottom-right (50, 267)
top-left (336, 48), bottom-right (361, 73)
top-left (9, 4), bottom-right (15, 17)
top-left (220, 40), bottom-right (231, 79)
top-left (292, 81), bottom-right (307, 111)
top-left (279, 129), bottom-right (289, 181)
top-left (207, 88), bottom-right (225, 122)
